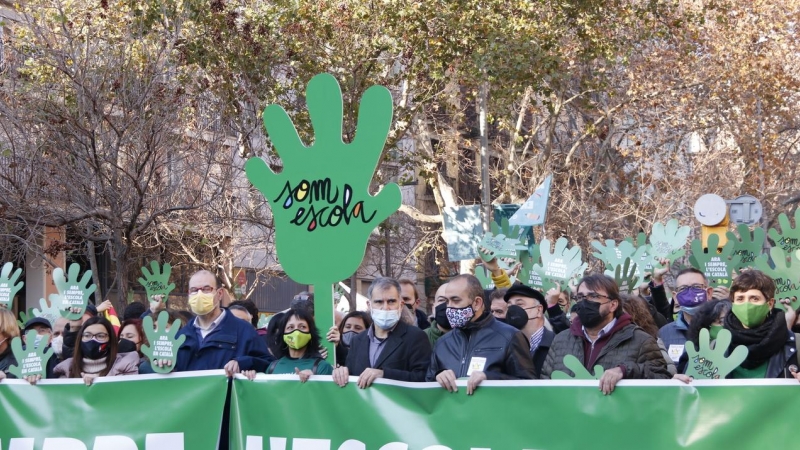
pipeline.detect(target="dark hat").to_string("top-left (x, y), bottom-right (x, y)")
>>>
top-left (23, 317), bottom-right (52, 332)
top-left (85, 303), bottom-right (98, 317)
top-left (504, 283), bottom-right (547, 309)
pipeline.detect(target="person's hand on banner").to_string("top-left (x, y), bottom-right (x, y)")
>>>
top-left (81, 372), bottom-right (99, 386)
top-left (242, 370), bottom-right (257, 381)
top-left (224, 360), bottom-right (240, 378)
top-left (357, 368), bottom-right (383, 389)
top-left (295, 367), bottom-right (313, 383)
top-left (789, 365), bottom-right (800, 382)
top-left (332, 365), bottom-right (350, 387)
top-left (672, 374), bottom-right (693, 384)
top-left (436, 369), bottom-right (458, 393)
top-left (599, 367), bottom-right (624, 395)
top-left (466, 370), bottom-right (486, 395)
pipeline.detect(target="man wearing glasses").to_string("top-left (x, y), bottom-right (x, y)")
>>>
top-left (658, 268), bottom-right (714, 372)
top-left (541, 274), bottom-right (671, 394)
top-left (162, 270), bottom-right (272, 375)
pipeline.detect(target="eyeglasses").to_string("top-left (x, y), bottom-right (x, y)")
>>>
top-left (575, 292), bottom-right (611, 302)
top-left (82, 332), bottom-right (109, 342)
top-left (293, 294), bottom-right (312, 301)
top-left (675, 284), bottom-right (706, 294)
top-left (189, 285), bottom-right (216, 294)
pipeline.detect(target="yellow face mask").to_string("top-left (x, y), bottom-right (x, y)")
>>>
top-left (283, 330), bottom-right (312, 350)
top-left (188, 292), bottom-right (216, 316)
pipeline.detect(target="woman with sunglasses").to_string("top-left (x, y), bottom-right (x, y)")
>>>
top-left (53, 316), bottom-right (139, 385)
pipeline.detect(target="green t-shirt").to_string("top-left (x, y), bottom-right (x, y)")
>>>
top-left (730, 362), bottom-right (768, 379)
top-left (268, 356), bottom-right (334, 375)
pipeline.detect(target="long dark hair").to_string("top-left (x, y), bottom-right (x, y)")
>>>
top-left (119, 318), bottom-right (148, 358)
top-left (274, 308), bottom-right (322, 360)
top-left (70, 316), bottom-right (117, 378)
top-left (621, 295), bottom-right (659, 339)
top-left (686, 300), bottom-right (731, 346)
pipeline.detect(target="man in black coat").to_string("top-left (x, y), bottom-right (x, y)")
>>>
top-left (504, 284), bottom-right (556, 378)
top-left (332, 277), bottom-right (431, 388)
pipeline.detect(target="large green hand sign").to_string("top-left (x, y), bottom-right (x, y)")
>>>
top-left (0, 262), bottom-right (24, 309)
top-left (768, 209), bottom-right (800, 254)
top-left (245, 73), bottom-right (401, 363)
top-left (536, 238), bottom-right (587, 285)
top-left (649, 219), bottom-right (690, 264)
top-left (727, 224), bottom-right (765, 271)
top-left (689, 234), bottom-right (736, 288)
top-left (477, 232), bottom-right (526, 270)
top-left (138, 261), bottom-right (176, 300)
top-left (8, 330), bottom-right (54, 379)
top-left (551, 354), bottom-right (605, 380)
top-left (754, 247), bottom-right (800, 310)
top-left (604, 258), bottom-right (639, 294)
top-left (51, 263), bottom-right (96, 321)
top-left (518, 245), bottom-right (555, 292)
top-left (685, 328), bottom-right (748, 380)
top-left (142, 311), bottom-right (185, 374)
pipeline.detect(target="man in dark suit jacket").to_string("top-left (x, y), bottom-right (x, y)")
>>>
top-left (332, 277), bottom-right (431, 388)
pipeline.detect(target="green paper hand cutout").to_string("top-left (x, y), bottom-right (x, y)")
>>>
top-left (689, 234), bottom-right (736, 288)
top-left (518, 245), bottom-right (556, 292)
top-left (32, 298), bottom-right (61, 328)
top-left (141, 311), bottom-right (185, 374)
top-left (0, 262), bottom-right (24, 309)
top-left (51, 263), bottom-right (96, 321)
top-left (768, 209), bottom-right (800, 254)
top-left (727, 224), bottom-right (765, 271)
top-left (475, 265), bottom-right (496, 290)
top-left (245, 73), bottom-right (401, 364)
top-left (138, 261), bottom-right (176, 300)
top-left (551, 354), bottom-right (605, 380)
top-left (477, 232), bottom-right (527, 270)
top-left (490, 217), bottom-right (527, 244)
top-left (685, 328), bottom-right (748, 380)
top-left (649, 219), bottom-right (690, 264)
top-left (535, 238), bottom-right (588, 284)
top-left (8, 330), bottom-right (54, 379)
top-left (256, 315), bottom-right (270, 329)
top-left (605, 258), bottom-right (640, 294)
top-left (17, 308), bottom-right (34, 329)
top-left (754, 247), bottom-right (800, 310)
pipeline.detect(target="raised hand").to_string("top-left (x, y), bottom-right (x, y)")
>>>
top-left (688, 234), bottom-right (736, 288)
top-left (605, 257), bottom-right (639, 294)
top-left (8, 330), bottom-right (54, 380)
top-left (551, 354), bottom-right (605, 380)
top-left (138, 261), bottom-right (176, 301)
top-left (0, 262), bottom-right (24, 309)
top-left (754, 247), bottom-right (800, 310)
top-left (51, 263), bottom-right (96, 321)
top-left (684, 328), bottom-right (748, 380)
top-left (141, 311), bottom-right (185, 374)
top-left (726, 224), bottom-right (765, 272)
top-left (768, 209), bottom-right (800, 254)
top-left (649, 219), bottom-right (691, 264)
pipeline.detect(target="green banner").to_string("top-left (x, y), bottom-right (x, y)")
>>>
top-left (230, 376), bottom-right (799, 449)
top-left (0, 371), bottom-right (227, 450)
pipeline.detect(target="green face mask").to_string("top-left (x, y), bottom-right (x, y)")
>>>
top-left (283, 330), bottom-right (312, 350)
top-left (709, 324), bottom-right (724, 340)
top-left (732, 302), bottom-right (771, 328)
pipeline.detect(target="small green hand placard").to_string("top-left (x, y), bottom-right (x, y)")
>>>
top-left (754, 247), bottom-right (800, 310)
top-left (477, 233), bottom-right (527, 270)
top-left (8, 330), bottom-right (54, 379)
top-left (605, 258), bottom-right (639, 294)
top-left (518, 245), bottom-right (556, 292)
top-left (727, 224), bottom-right (765, 272)
top-left (768, 209), bottom-right (800, 254)
top-left (475, 265), bottom-right (496, 290)
top-left (32, 298), bottom-right (61, 328)
top-left (536, 238), bottom-right (588, 285)
top-left (138, 261), bottom-right (176, 300)
top-left (141, 311), bottom-right (185, 374)
top-left (245, 73), bottom-right (401, 364)
top-left (551, 354), bottom-right (605, 380)
top-left (649, 219), bottom-right (690, 264)
top-left (0, 262), bottom-right (23, 309)
top-left (689, 234), bottom-right (736, 288)
top-left (50, 263), bottom-right (96, 321)
top-left (685, 328), bottom-right (748, 380)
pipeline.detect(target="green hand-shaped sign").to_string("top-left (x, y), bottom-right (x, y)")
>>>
top-left (649, 219), bottom-right (690, 263)
top-left (768, 209), bottom-right (800, 254)
top-left (0, 262), bottom-right (24, 309)
top-left (138, 261), bottom-right (176, 300)
top-left (475, 265), bottom-right (496, 290)
top-left (685, 328), bottom-right (748, 380)
top-left (32, 298), bottom-right (61, 328)
top-left (8, 330), bottom-right (54, 379)
top-left (689, 234), bottom-right (736, 288)
top-left (141, 311), bottom-right (185, 374)
top-left (50, 263), bottom-right (96, 321)
top-left (537, 238), bottom-right (588, 284)
top-left (551, 354), bottom-right (605, 380)
top-left (605, 258), bottom-right (640, 294)
top-left (518, 245), bottom-right (556, 292)
top-left (754, 247), bottom-right (800, 310)
top-left (256, 314), bottom-right (270, 329)
top-left (727, 224), bottom-right (765, 272)
top-left (477, 232), bottom-right (526, 270)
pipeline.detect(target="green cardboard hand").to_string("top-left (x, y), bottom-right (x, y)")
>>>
top-left (726, 224), bottom-right (765, 272)
top-left (551, 354), bottom-right (605, 380)
top-left (141, 311), bottom-right (185, 374)
top-left (537, 238), bottom-right (588, 284)
top-left (477, 232), bottom-right (526, 270)
top-left (605, 258), bottom-right (640, 294)
top-left (768, 209), bottom-right (800, 254)
top-left (754, 247), bottom-right (800, 310)
top-left (684, 328), bottom-right (748, 380)
top-left (649, 219), bottom-right (690, 264)
top-left (32, 298), bottom-right (61, 328)
top-left (518, 245), bottom-right (555, 292)
top-left (256, 315), bottom-right (270, 329)
top-left (138, 261), bottom-right (176, 301)
top-left (17, 309), bottom-right (34, 329)
top-left (474, 265), bottom-right (496, 290)
top-left (51, 263), bottom-right (96, 321)
top-left (591, 239), bottom-right (625, 270)
top-left (0, 262), bottom-right (24, 309)
top-left (688, 234), bottom-right (736, 288)
top-left (8, 330), bottom-right (54, 379)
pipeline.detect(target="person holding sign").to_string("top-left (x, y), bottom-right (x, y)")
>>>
top-left (658, 268), bottom-right (714, 371)
top-left (540, 274), bottom-right (671, 394)
top-left (0, 309), bottom-right (19, 380)
top-left (52, 317), bottom-right (138, 385)
top-left (21, 317), bottom-right (59, 379)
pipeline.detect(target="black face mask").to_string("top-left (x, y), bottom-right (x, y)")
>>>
top-left (434, 302), bottom-right (451, 330)
top-left (574, 300), bottom-right (606, 328)
top-left (405, 303), bottom-right (414, 311)
top-left (118, 338), bottom-right (138, 354)
top-left (81, 339), bottom-right (110, 360)
top-left (504, 305), bottom-right (529, 330)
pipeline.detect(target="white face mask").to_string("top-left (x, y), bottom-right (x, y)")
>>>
top-left (50, 335), bottom-right (64, 356)
top-left (371, 309), bottom-right (400, 331)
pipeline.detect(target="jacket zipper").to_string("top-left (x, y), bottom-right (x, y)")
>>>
top-left (460, 333), bottom-right (472, 376)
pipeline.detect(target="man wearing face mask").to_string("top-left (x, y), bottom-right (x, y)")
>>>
top-left (425, 283), bottom-right (452, 348)
top-left (505, 284), bottom-right (556, 378)
top-left (658, 268), bottom-right (713, 370)
top-left (541, 274), bottom-right (671, 394)
top-left (168, 270), bottom-right (272, 376)
top-left (426, 275), bottom-right (536, 395)
top-left (332, 277), bottom-right (431, 388)
top-left (399, 279), bottom-right (431, 330)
